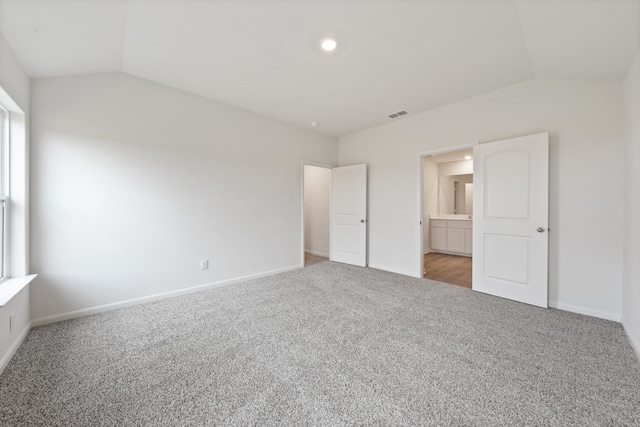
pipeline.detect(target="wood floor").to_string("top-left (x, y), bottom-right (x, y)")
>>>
top-left (423, 252), bottom-right (472, 288)
top-left (305, 252), bottom-right (328, 267)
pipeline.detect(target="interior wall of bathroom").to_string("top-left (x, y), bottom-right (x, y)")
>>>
top-left (464, 183), bottom-right (473, 215)
top-left (437, 159), bottom-right (473, 215)
top-left (438, 176), bottom-right (455, 215)
top-left (422, 158), bottom-right (438, 252)
top-left (454, 175), bottom-right (473, 215)
top-left (438, 159), bottom-right (473, 176)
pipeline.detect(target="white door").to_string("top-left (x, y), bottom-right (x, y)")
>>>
top-left (330, 164), bottom-right (367, 266)
top-left (472, 133), bottom-right (549, 308)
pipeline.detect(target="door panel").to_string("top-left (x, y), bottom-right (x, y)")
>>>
top-left (464, 229), bottom-right (473, 254)
top-left (472, 133), bottom-right (549, 308)
top-left (447, 228), bottom-right (465, 253)
top-left (431, 227), bottom-right (446, 251)
top-left (486, 152), bottom-right (530, 219)
top-left (484, 234), bottom-right (529, 284)
top-left (330, 164), bottom-right (367, 266)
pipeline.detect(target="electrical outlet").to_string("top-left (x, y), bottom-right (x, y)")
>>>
top-left (200, 259), bottom-right (209, 270)
top-left (9, 314), bottom-right (15, 333)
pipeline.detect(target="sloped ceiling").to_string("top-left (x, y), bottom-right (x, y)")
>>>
top-left (0, 0), bottom-right (638, 137)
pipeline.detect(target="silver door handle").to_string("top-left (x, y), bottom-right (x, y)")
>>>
top-left (537, 227), bottom-right (546, 233)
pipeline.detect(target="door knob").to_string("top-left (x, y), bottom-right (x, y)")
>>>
top-left (360, 219), bottom-right (366, 223)
top-left (537, 227), bottom-right (546, 233)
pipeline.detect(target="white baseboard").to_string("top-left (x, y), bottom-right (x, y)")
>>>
top-left (0, 322), bottom-right (32, 375)
top-left (32, 265), bottom-right (303, 327)
top-left (305, 250), bottom-right (329, 258)
top-left (548, 300), bottom-right (621, 322)
top-left (622, 322), bottom-right (640, 362)
top-left (368, 263), bottom-right (421, 279)
top-left (428, 250), bottom-right (472, 258)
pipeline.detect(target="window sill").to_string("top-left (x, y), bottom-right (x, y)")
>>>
top-left (0, 274), bottom-right (37, 307)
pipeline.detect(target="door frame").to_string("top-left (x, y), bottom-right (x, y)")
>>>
top-left (417, 142), bottom-right (478, 278)
top-left (301, 160), bottom-right (335, 267)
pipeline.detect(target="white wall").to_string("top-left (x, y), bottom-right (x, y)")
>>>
top-left (0, 32), bottom-right (31, 370)
top-left (464, 183), bottom-right (473, 215)
top-left (304, 165), bottom-right (331, 257)
top-left (438, 159), bottom-right (473, 177)
top-left (0, 33), bottom-right (29, 111)
top-left (30, 73), bottom-right (337, 322)
top-left (422, 158), bottom-right (438, 252)
top-left (437, 160), bottom-right (473, 215)
top-left (339, 79), bottom-right (623, 320)
top-left (438, 175), bottom-right (455, 215)
top-left (454, 175), bottom-right (473, 215)
top-left (623, 50), bottom-right (640, 358)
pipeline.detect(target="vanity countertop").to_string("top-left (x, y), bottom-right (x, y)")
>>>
top-left (430, 214), bottom-right (472, 221)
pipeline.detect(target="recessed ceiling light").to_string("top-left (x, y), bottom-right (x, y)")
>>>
top-left (320, 37), bottom-right (338, 52)
top-left (310, 121), bottom-right (320, 127)
top-left (464, 155), bottom-right (472, 160)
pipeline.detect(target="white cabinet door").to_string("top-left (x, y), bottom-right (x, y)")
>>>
top-left (330, 164), bottom-right (367, 267)
top-left (447, 228), bottom-right (465, 253)
top-left (472, 132), bottom-right (549, 308)
top-left (464, 229), bottom-right (473, 254)
top-left (431, 227), bottom-right (447, 251)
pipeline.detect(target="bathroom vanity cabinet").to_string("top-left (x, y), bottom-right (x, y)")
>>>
top-left (430, 218), bottom-right (472, 257)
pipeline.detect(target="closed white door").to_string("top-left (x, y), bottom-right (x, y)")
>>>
top-left (330, 164), bottom-right (367, 266)
top-left (472, 133), bottom-right (549, 308)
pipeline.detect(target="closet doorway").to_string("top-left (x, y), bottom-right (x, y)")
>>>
top-left (303, 164), bottom-right (331, 267)
top-left (421, 147), bottom-right (473, 288)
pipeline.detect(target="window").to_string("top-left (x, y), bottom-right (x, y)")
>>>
top-left (0, 106), bottom-right (7, 282)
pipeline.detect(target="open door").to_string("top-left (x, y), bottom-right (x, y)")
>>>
top-left (472, 133), bottom-right (549, 307)
top-left (330, 164), bottom-right (367, 267)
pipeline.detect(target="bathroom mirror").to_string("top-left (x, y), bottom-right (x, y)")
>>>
top-left (438, 173), bottom-right (473, 215)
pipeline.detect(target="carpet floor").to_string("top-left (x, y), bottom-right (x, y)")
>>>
top-left (1, 262), bottom-right (639, 426)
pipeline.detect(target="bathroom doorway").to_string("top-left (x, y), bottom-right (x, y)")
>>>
top-left (420, 147), bottom-right (474, 288)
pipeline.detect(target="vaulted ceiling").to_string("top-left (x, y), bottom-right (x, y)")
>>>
top-left (1, 0), bottom-right (638, 137)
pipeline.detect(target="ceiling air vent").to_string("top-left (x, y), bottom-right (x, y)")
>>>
top-left (387, 110), bottom-right (408, 119)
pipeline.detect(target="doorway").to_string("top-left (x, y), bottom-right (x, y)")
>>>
top-left (418, 132), bottom-right (549, 307)
top-left (303, 164), bottom-right (331, 266)
top-left (421, 147), bottom-right (474, 288)
top-left (302, 162), bottom-right (369, 268)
